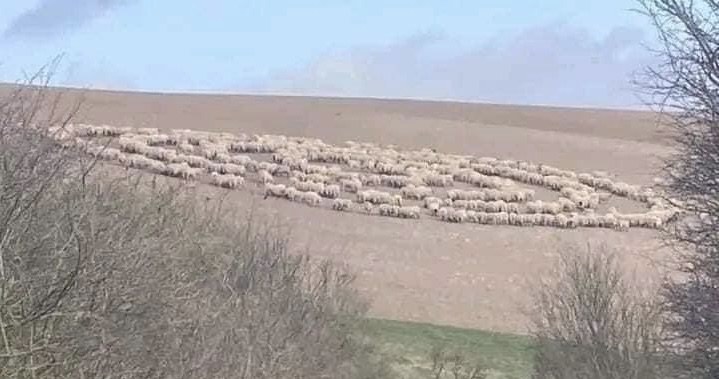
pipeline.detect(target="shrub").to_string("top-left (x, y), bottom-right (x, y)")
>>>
top-left (0, 73), bottom-right (385, 378)
top-left (528, 243), bottom-right (664, 379)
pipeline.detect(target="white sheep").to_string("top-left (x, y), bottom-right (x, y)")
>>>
top-left (319, 184), bottom-right (341, 199)
top-left (177, 142), bottom-right (195, 154)
top-left (360, 174), bottom-right (382, 186)
top-left (165, 162), bottom-right (193, 179)
top-left (438, 207), bottom-right (467, 223)
top-left (362, 201), bottom-right (374, 214)
top-left (142, 146), bottom-right (177, 162)
top-left (301, 191), bottom-right (322, 207)
top-left (331, 198), bottom-right (353, 211)
top-left (340, 178), bottom-right (363, 193)
top-left (118, 137), bottom-right (148, 154)
top-left (525, 200), bottom-right (562, 215)
top-left (557, 197), bottom-right (577, 212)
top-left (229, 154), bottom-right (253, 166)
top-left (183, 155), bottom-right (211, 168)
top-left (399, 184), bottom-right (433, 200)
top-left (365, 190), bottom-right (401, 206)
top-left (291, 178), bottom-right (325, 193)
top-left (258, 170), bottom-right (274, 184)
top-left (211, 173), bottom-right (244, 189)
top-left (423, 174), bottom-right (454, 187)
top-left (378, 204), bottom-right (400, 217)
top-left (399, 205), bottom-right (421, 219)
top-left (264, 183), bottom-right (287, 198)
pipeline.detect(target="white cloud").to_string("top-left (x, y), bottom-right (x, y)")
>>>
top-left (250, 23), bottom-right (658, 108)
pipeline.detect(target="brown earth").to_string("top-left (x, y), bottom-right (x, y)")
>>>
top-left (3, 85), bottom-right (676, 334)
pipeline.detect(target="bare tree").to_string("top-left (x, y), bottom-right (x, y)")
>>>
top-left (0, 71), bottom-right (388, 378)
top-left (634, 1), bottom-right (719, 377)
top-left (428, 344), bottom-right (487, 379)
top-left (528, 243), bottom-right (663, 379)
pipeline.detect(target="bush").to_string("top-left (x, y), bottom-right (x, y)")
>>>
top-left (429, 344), bottom-right (487, 379)
top-left (0, 75), bottom-right (385, 378)
top-left (635, 1), bottom-right (719, 376)
top-left (528, 243), bottom-right (664, 379)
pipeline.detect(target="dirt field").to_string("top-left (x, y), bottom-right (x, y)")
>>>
top-left (10, 85), bottom-right (675, 334)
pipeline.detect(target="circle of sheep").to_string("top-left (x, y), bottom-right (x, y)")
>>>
top-left (50, 123), bottom-right (683, 232)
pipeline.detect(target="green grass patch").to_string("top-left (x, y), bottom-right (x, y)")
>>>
top-left (362, 318), bottom-right (534, 379)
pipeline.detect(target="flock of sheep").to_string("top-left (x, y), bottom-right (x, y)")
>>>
top-left (47, 123), bottom-right (682, 232)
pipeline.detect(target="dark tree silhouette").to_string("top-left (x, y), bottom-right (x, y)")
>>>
top-left (635, 1), bottom-right (719, 377)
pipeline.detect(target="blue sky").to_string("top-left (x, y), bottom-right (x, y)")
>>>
top-left (0, 0), bottom-right (658, 108)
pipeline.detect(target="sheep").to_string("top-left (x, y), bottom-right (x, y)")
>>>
top-left (553, 214), bottom-right (569, 228)
top-left (399, 184), bottom-right (433, 200)
top-left (213, 153), bottom-right (233, 164)
top-left (166, 133), bottom-right (187, 145)
top-left (378, 204), bottom-right (400, 217)
top-left (448, 199), bottom-right (498, 213)
top-left (475, 188), bottom-right (531, 203)
top-left (360, 174), bottom-right (382, 186)
top-left (201, 144), bottom-right (230, 160)
top-left (560, 187), bottom-right (599, 209)
top-left (258, 170), bottom-right (274, 184)
top-left (399, 205), bottom-right (421, 219)
top-left (273, 164), bottom-right (292, 177)
top-left (305, 173), bottom-right (332, 184)
top-left (340, 178), bottom-right (363, 193)
top-left (177, 143), bottom-right (195, 154)
top-left (362, 201), bottom-right (374, 214)
top-left (422, 174), bottom-right (454, 187)
top-left (90, 147), bottom-right (123, 161)
top-left (423, 196), bottom-right (442, 214)
top-left (145, 160), bottom-right (167, 175)
top-left (391, 194), bottom-right (403, 206)
top-left (119, 153), bottom-right (165, 174)
top-left (331, 198), bottom-right (353, 211)
top-left (616, 219), bottom-right (630, 231)
top-left (446, 189), bottom-right (485, 201)
top-left (525, 200), bottom-right (562, 215)
top-left (357, 190), bottom-right (402, 206)
top-left (229, 154), bottom-right (253, 166)
top-left (557, 197), bottom-right (577, 212)
top-left (334, 171), bottom-right (360, 180)
top-left (284, 187), bottom-right (302, 202)
top-left (258, 161), bottom-right (280, 173)
top-left (482, 212), bottom-right (509, 225)
top-left (454, 169), bottom-right (512, 189)
top-left (145, 133), bottom-right (170, 146)
top-left (185, 155), bottom-right (212, 168)
top-left (230, 141), bottom-right (266, 153)
top-left (291, 178), bottom-right (325, 193)
top-left (264, 183), bottom-right (287, 198)
top-left (375, 161), bottom-right (407, 175)
top-left (219, 163), bottom-right (246, 176)
top-left (210, 172), bottom-right (244, 189)
top-left (280, 156), bottom-right (309, 172)
top-left (319, 184), bottom-right (341, 199)
top-left (165, 162), bottom-right (194, 179)
top-left (438, 207), bottom-right (467, 223)
top-left (423, 196), bottom-right (442, 208)
top-left (118, 137), bottom-right (148, 154)
top-left (119, 154), bottom-right (151, 169)
top-left (301, 191), bottom-right (322, 207)
top-left (142, 146), bottom-right (177, 162)
top-left (380, 174), bottom-right (423, 188)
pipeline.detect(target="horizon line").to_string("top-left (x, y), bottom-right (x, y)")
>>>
top-left (0, 81), bottom-right (653, 113)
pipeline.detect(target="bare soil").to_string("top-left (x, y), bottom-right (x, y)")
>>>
top-left (7, 85), bottom-right (675, 334)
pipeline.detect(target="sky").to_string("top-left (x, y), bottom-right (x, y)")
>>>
top-left (0, 0), bottom-right (660, 108)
